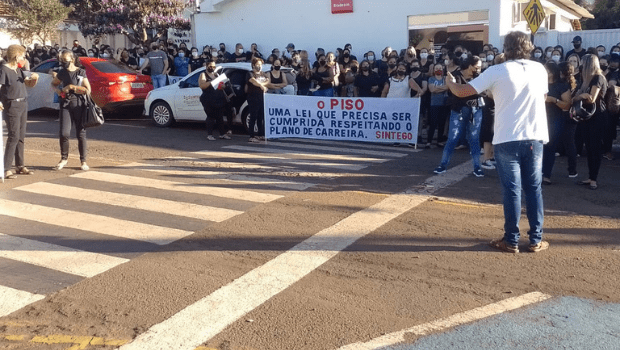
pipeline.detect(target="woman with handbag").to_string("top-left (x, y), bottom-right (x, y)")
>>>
top-left (198, 60), bottom-right (232, 141)
top-left (573, 54), bottom-right (608, 190)
top-left (51, 50), bottom-right (91, 171)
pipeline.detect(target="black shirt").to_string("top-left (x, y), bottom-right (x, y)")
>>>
top-left (0, 64), bottom-right (28, 101)
top-left (56, 68), bottom-right (86, 102)
top-left (585, 74), bottom-right (608, 113)
top-left (355, 72), bottom-right (382, 97)
top-left (546, 81), bottom-right (570, 119)
top-left (565, 48), bottom-right (586, 60)
top-left (447, 70), bottom-right (479, 112)
top-left (189, 57), bottom-right (204, 72)
top-left (246, 71), bottom-right (267, 95)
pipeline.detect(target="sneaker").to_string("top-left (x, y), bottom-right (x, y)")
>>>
top-left (528, 241), bottom-right (549, 253)
top-left (257, 136), bottom-right (266, 141)
top-left (54, 159), bottom-right (68, 171)
top-left (489, 158), bottom-right (496, 165)
top-left (80, 162), bottom-right (89, 171)
top-left (226, 130), bottom-right (233, 136)
top-left (437, 141), bottom-right (446, 147)
top-left (424, 143), bottom-right (431, 149)
top-left (219, 134), bottom-right (231, 140)
top-left (473, 168), bottom-right (484, 177)
top-left (568, 172), bottom-right (578, 178)
top-left (248, 137), bottom-right (261, 143)
top-left (489, 238), bottom-right (519, 253)
top-left (603, 153), bottom-right (614, 161)
top-left (455, 144), bottom-right (467, 150)
top-left (207, 135), bottom-right (216, 141)
top-left (433, 165), bottom-right (446, 174)
top-left (480, 160), bottom-right (496, 170)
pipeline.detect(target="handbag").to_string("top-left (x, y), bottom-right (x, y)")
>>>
top-left (81, 93), bottom-right (105, 128)
top-left (569, 99), bottom-right (596, 122)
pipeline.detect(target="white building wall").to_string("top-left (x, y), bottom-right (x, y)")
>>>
top-left (195, 0), bottom-right (502, 61)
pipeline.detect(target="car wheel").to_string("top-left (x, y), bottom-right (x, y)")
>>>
top-left (150, 101), bottom-right (175, 127)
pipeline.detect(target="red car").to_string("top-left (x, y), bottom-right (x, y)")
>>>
top-left (28, 57), bottom-right (153, 112)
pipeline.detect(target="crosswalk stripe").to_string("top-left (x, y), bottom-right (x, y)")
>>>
top-left (0, 233), bottom-right (129, 278)
top-left (0, 285), bottom-right (45, 318)
top-left (276, 138), bottom-right (422, 152)
top-left (71, 171), bottom-right (282, 204)
top-left (0, 199), bottom-right (193, 246)
top-left (262, 141), bottom-right (409, 158)
top-left (123, 163), bottom-right (315, 191)
top-left (15, 182), bottom-right (244, 223)
top-left (223, 145), bottom-right (387, 163)
top-left (189, 152), bottom-right (367, 171)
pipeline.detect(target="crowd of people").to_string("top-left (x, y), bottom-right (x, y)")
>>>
top-left (2, 34), bottom-right (619, 186)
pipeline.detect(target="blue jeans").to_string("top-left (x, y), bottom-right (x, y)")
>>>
top-left (151, 74), bottom-right (167, 89)
top-left (439, 106), bottom-right (482, 170)
top-left (494, 140), bottom-right (544, 246)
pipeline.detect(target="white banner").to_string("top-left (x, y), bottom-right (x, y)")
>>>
top-left (264, 94), bottom-right (420, 144)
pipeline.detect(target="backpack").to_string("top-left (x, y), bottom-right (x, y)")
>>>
top-left (606, 84), bottom-right (620, 114)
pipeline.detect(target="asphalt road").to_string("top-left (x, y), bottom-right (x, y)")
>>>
top-left (1, 109), bottom-right (619, 350)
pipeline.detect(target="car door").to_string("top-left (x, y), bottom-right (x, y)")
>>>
top-left (173, 70), bottom-right (205, 121)
top-left (27, 60), bottom-right (59, 111)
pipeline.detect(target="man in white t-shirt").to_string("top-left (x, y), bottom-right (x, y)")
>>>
top-left (445, 31), bottom-right (549, 254)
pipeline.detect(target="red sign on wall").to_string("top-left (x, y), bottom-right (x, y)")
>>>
top-left (332, 0), bottom-right (353, 14)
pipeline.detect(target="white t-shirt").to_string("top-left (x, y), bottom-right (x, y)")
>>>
top-left (469, 59), bottom-right (549, 145)
top-left (386, 76), bottom-right (411, 98)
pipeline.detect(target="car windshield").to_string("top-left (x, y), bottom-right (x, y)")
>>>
top-left (91, 60), bottom-right (137, 74)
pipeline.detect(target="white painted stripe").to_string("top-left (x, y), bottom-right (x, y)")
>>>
top-left (123, 163), bottom-right (315, 191)
top-left (164, 157), bottom-right (280, 171)
top-left (339, 292), bottom-right (553, 350)
top-left (262, 141), bottom-right (409, 158)
top-left (0, 285), bottom-right (45, 318)
top-left (119, 161), bottom-right (474, 350)
top-left (223, 145), bottom-right (386, 163)
top-left (0, 199), bottom-right (193, 246)
top-left (15, 182), bottom-right (243, 223)
top-left (276, 138), bottom-right (422, 152)
top-left (0, 233), bottom-right (129, 278)
top-left (191, 152), bottom-right (367, 171)
top-left (71, 171), bottom-right (282, 204)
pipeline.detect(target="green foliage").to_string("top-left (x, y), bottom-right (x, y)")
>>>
top-left (582, 0), bottom-right (620, 29)
top-left (60, 0), bottom-right (193, 46)
top-left (5, 0), bottom-right (72, 45)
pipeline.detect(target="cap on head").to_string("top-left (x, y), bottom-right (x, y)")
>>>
top-left (572, 36), bottom-right (582, 43)
top-left (286, 43), bottom-right (295, 49)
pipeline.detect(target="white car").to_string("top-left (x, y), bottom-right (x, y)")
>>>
top-left (144, 62), bottom-right (295, 131)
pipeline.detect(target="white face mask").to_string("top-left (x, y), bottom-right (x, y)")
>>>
top-left (552, 55), bottom-right (561, 62)
top-left (367, 55), bottom-right (374, 61)
top-left (487, 55), bottom-right (494, 62)
top-left (88, 52), bottom-right (94, 57)
top-left (237, 48), bottom-right (244, 54)
top-left (192, 51), bottom-right (198, 57)
top-left (179, 52), bottom-right (185, 57)
top-left (598, 51), bottom-right (605, 57)
top-left (420, 53), bottom-right (428, 59)
top-left (102, 53), bottom-right (110, 58)
top-left (444, 59), bottom-right (450, 66)
top-left (534, 52), bottom-right (542, 58)
top-left (546, 51), bottom-right (552, 58)
top-left (212, 50), bottom-right (218, 56)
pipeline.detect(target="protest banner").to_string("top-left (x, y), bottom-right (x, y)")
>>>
top-left (264, 94), bottom-right (420, 144)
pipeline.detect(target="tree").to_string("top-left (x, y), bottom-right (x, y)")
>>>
top-left (582, 0), bottom-right (620, 29)
top-left (5, 0), bottom-right (72, 45)
top-left (60, 0), bottom-right (193, 46)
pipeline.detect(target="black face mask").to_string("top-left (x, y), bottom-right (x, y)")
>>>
top-left (455, 51), bottom-right (463, 58)
top-left (60, 60), bottom-right (71, 69)
top-left (397, 70), bottom-right (407, 76)
top-left (388, 63), bottom-right (397, 69)
top-left (472, 71), bottom-right (480, 78)
top-left (220, 46), bottom-right (225, 51)
top-left (207, 67), bottom-right (215, 73)
top-left (273, 66), bottom-right (281, 71)
top-left (410, 67), bottom-right (420, 72)
top-left (601, 65), bottom-right (609, 71)
top-left (343, 53), bottom-right (350, 59)
top-left (351, 66), bottom-right (358, 73)
top-left (574, 43), bottom-right (581, 49)
top-left (361, 66), bottom-right (369, 72)
top-left (319, 61), bottom-right (326, 66)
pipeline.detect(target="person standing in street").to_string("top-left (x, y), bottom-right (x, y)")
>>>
top-left (445, 31), bottom-right (550, 253)
top-left (1, 44), bottom-right (39, 179)
top-left (138, 43), bottom-right (169, 89)
top-left (199, 60), bottom-right (232, 141)
top-left (50, 50), bottom-right (92, 171)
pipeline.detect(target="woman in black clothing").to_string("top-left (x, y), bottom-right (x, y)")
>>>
top-left (246, 57), bottom-right (269, 142)
top-left (50, 50), bottom-right (91, 171)
top-left (1, 44), bottom-right (39, 179)
top-left (199, 60), bottom-right (232, 141)
top-left (574, 54), bottom-right (608, 190)
top-left (188, 47), bottom-right (205, 73)
top-left (296, 59), bottom-right (312, 96)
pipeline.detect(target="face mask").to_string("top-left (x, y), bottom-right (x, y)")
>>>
top-left (253, 65), bottom-right (261, 71)
top-left (552, 55), bottom-right (560, 62)
top-left (237, 48), bottom-right (244, 54)
top-left (472, 71), bottom-right (480, 78)
top-left (546, 51), bottom-right (552, 58)
top-left (361, 66), bottom-right (369, 72)
top-left (192, 52), bottom-right (198, 57)
top-left (367, 55), bottom-right (374, 61)
top-left (397, 70), bottom-right (406, 76)
top-left (574, 43), bottom-right (581, 49)
top-left (17, 61), bottom-right (24, 69)
top-left (178, 52), bottom-right (185, 57)
top-left (461, 53), bottom-right (468, 60)
top-left (420, 53), bottom-right (428, 59)
top-left (207, 67), bottom-right (215, 73)
top-left (487, 55), bottom-right (494, 62)
top-left (73, 43), bottom-right (78, 47)
top-left (444, 59), bottom-right (450, 66)
top-left (388, 63), bottom-right (396, 69)
top-left (613, 51), bottom-right (620, 56)
top-left (534, 52), bottom-right (542, 58)
top-left (598, 51), bottom-right (605, 58)
top-left (480, 56), bottom-right (487, 62)
top-left (88, 52), bottom-right (94, 57)
top-left (273, 65), bottom-right (281, 71)
top-left (455, 51), bottom-right (462, 58)
top-left (410, 66), bottom-right (420, 72)
top-left (212, 51), bottom-right (218, 56)
top-left (102, 53), bottom-right (110, 58)
top-left (601, 65), bottom-right (609, 71)
top-left (434, 70), bottom-right (443, 76)
top-left (220, 46), bottom-right (225, 51)
top-left (351, 66), bottom-right (358, 73)
top-left (60, 60), bottom-right (71, 68)
top-left (319, 61), bottom-right (326, 66)
top-left (343, 53), bottom-right (350, 59)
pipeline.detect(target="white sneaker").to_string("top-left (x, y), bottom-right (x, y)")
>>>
top-left (219, 134), bottom-right (231, 140)
top-left (481, 160), bottom-right (496, 170)
top-left (54, 159), bottom-right (68, 171)
top-left (81, 162), bottom-right (89, 171)
top-left (207, 135), bottom-right (216, 141)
